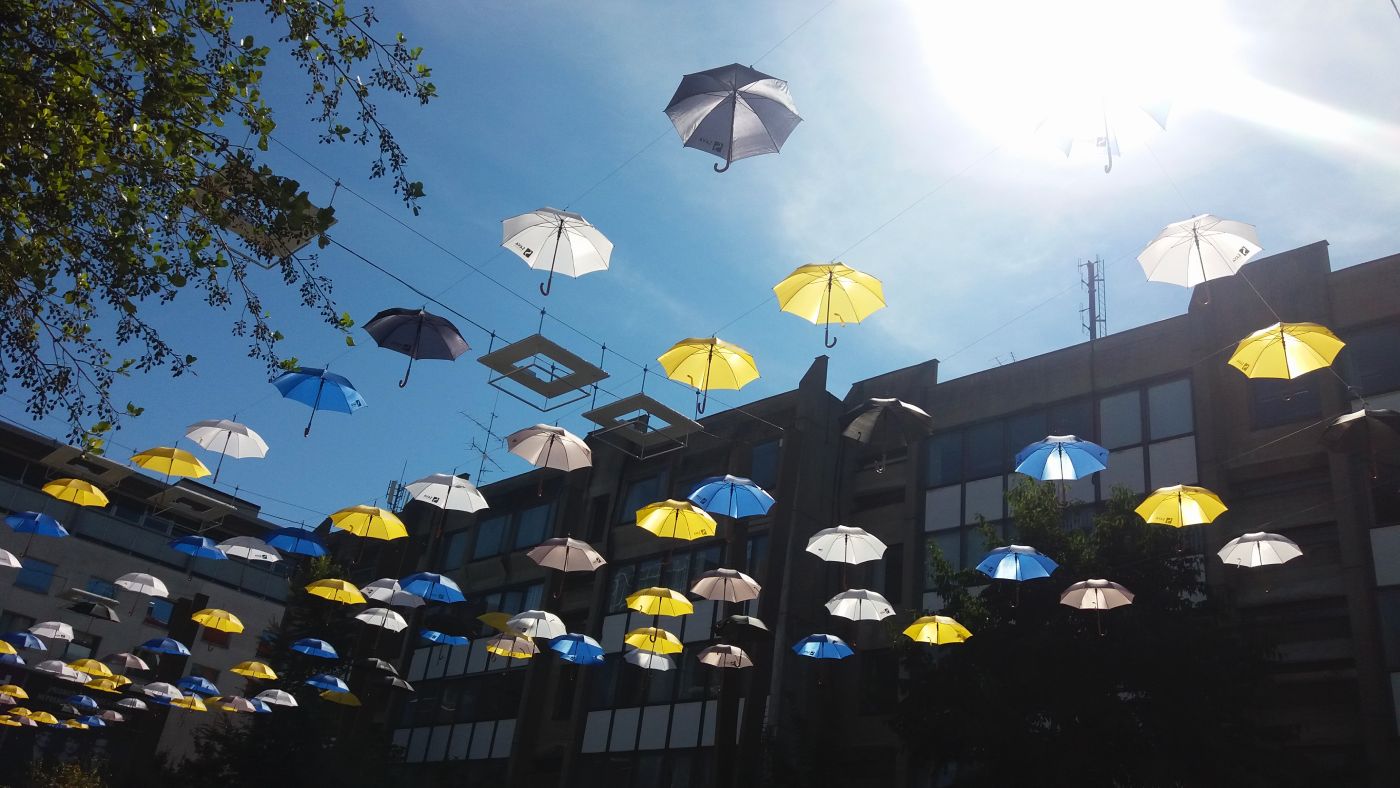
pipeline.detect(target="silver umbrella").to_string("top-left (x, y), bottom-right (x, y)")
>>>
top-left (664, 63), bottom-right (802, 173)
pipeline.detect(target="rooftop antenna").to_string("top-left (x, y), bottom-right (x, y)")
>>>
top-left (1080, 255), bottom-right (1107, 341)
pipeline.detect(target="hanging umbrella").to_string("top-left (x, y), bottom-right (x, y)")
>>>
top-left (115, 698), bottom-right (148, 711)
top-left (664, 63), bottom-right (802, 173)
top-left (358, 657), bottom-right (399, 674)
top-left (265, 526), bottom-right (326, 557)
top-left (68, 659), bottom-right (112, 679)
top-left (697, 644), bottom-right (753, 669)
top-left (138, 638), bottom-right (190, 656)
top-left (129, 447), bottom-right (210, 479)
top-left (168, 536), bottom-right (227, 561)
top-left (626, 588), bottom-right (694, 618)
top-left (360, 578), bottom-right (407, 604)
top-left (170, 695), bottom-right (209, 712)
top-left (527, 537), bottom-right (607, 572)
top-left (184, 419), bottom-right (269, 482)
top-left (76, 715), bottom-right (106, 728)
top-left (272, 367), bottom-right (367, 437)
top-left (840, 397), bottom-right (933, 446)
top-left (976, 545), bottom-right (1059, 581)
top-left (419, 630), bottom-right (470, 647)
top-left (506, 610), bottom-right (568, 641)
top-left (636, 500), bottom-right (718, 540)
top-left (658, 338), bottom-right (759, 414)
top-left (1060, 579), bottom-right (1135, 610)
top-left (363, 307), bottom-right (471, 386)
top-left (4, 511), bottom-right (68, 538)
top-left (791, 634), bottom-right (853, 660)
top-left (824, 589), bottom-right (895, 621)
top-left (254, 689), bottom-right (298, 708)
top-left (320, 690), bottom-right (362, 707)
top-left (805, 525), bottom-right (887, 565)
top-left (103, 652), bottom-right (149, 672)
top-left (290, 638), bottom-right (338, 659)
top-left (28, 711), bottom-right (60, 725)
top-left (1218, 532), bottom-right (1303, 567)
top-left (2, 632), bottom-right (45, 651)
top-left (114, 573), bottom-right (168, 598)
top-left (375, 676), bottom-right (415, 693)
top-left (774, 263), bottom-right (887, 347)
top-left (623, 627), bottom-right (683, 655)
top-left (99, 710), bottom-right (125, 723)
top-left (68, 600), bottom-right (119, 623)
top-left (65, 694), bottom-right (98, 711)
top-left (215, 695), bottom-right (258, 714)
top-left (550, 634), bottom-right (605, 666)
top-left (1228, 322), bottom-right (1345, 380)
top-left (305, 579), bottom-right (367, 605)
top-left (85, 678), bottom-right (122, 694)
top-left (1135, 485), bottom-right (1227, 527)
top-left (0, 685), bottom-right (26, 700)
top-left (1322, 408), bottom-right (1400, 463)
top-left (329, 505), bottom-right (408, 541)
top-left (404, 473), bottom-right (488, 513)
top-left (1137, 214), bottom-right (1262, 291)
top-left (177, 675), bottom-right (220, 696)
top-left (217, 536), bottom-right (281, 563)
top-left (690, 568), bottom-right (761, 603)
top-left (0, 654), bottom-right (27, 667)
top-left (485, 634), bottom-right (539, 660)
top-left (477, 611), bottom-right (523, 636)
top-left (30, 621), bottom-right (73, 641)
top-left (0, 549), bottom-right (20, 570)
top-left (0, 642), bottom-right (13, 657)
top-left (230, 661), bottom-right (277, 680)
top-left (399, 572), bottom-right (466, 604)
top-left (110, 674), bottom-right (132, 687)
top-left (191, 609), bottom-right (244, 634)
top-left (1014, 435), bottom-right (1109, 481)
top-left (354, 607), bottom-right (409, 632)
top-left (623, 648), bottom-right (675, 671)
top-left (501, 208), bottom-right (613, 296)
top-left (40, 478), bottom-right (108, 508)
top-left (506, 424), bottom-right (592, 471)
top-left (687, 475), bottom-right (775, 519)
top-left (305, 673), bottom-right (349, 693)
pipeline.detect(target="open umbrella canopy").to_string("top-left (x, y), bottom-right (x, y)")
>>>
top-left (305, 578), bottom-right (368, 605)
top-left (265, 526), bottom-right (326, 557)
top-left (420, 630), bottom-right (470, 647)
top-left (99, 710), bottom-right (125, 722)
top-left (1060, 579), bottom-right (1135, 610)
top-left (230, 661), bottom-right (277, 681)
top-left (29, 711), bottom-right (60, 725)
top-left (1137, 214), bottom-right (1262, 288)
top-left (215, 695), bottom-right (258, 714)
top-left (0, 641), bottom-right (14, 657)
top-left (354, 607), bottom-right (409, 632)
top-left (690, 568), bottom-right (761, 603)
top-left (329, 505), bottom-right (408, 541)
top-left (143, 682), bottom-right (182, 701)
top-left (138, 637), bottom-right (191, 656)
top-left (68, 659), bottom-right (112, 679)
top-left (1228, 322), bottom-right (1344, 380)
top-left (170, 694), bottom-right (208, 712)
top-left (774, 263), bottom-right (886, 347)
top-left (477, 611), bottom-right (523, 635)
top-left (625, 588), bottom-right (694, 618)
top-left (254, 689), bottom-right (297, 708)
top-left (399, 572), bottom-right (466, 604)
top-left (376, 676), bottom-right (415, 693)
top-left (103, 652), bottom-right (149, 671)
top-left (168, 536), bottom-right (227, 561)
top-left (527, 537), bottom-right (607, 572)
top-left (658, 338), bottom-right (759, 413)
top-left (41, 478), bottom-right (108, 508)
top-left (623, 648), bottom-right (675, 672)
top-left (360, 578), bottom-right (407, 604)
top-left (404, 473), bottom-right (488, 513)
top-left (85, 678), bottom-right (122, 694)
top-left (30, 621), bottom-right (73, 641)
top-left (217, 536), bottom-right (281, 563)
top-left (68, 600), bottom-right (120, 623)
top-left (0, 549), bottom-right (20, 570)
top-left (192, 609), bottom-right (244, 634)
top-left (506, 610), bottom-right (567, 640)
top-left (306, 673), bottom-right (349, 693)
top-left (0, 653), bottom-right (26, 667)
top-left (840, 398), bottom-right (934, 445)
top-left (0, 685), bottom-right (26, 700)
top-left (363, 307), bottom-right (471, 386)
top-left (623, 627), bottom-right (683, 655)
top-left (37, 661), bottom-right (89, 683)
top-left (290, 638), bottom-right (338, 659)
top-left (4, 511), bottom-right (68, 538)
top-left (320, 690), bottom-right (362, 707)
top-left (501, 207), bottom-right (613, 296)
top-left (358, 657), bottom-right (399, 674)
top-left (664, 63), bottom-right (801, 172)
top-left (114, 573), bottom-right (168, 598)
top-left (506, 425), bottom-right (592, 471)
top-left (697, 644), bottom-right (753, 669)
top-left (976, 545), bottom-right (1059, 581)
top-left (1015, 435), bottom-right (1109, 481)
top-left (791, 634), bottom-right (853, 660)
top-left (65, 694), bottom-right (98, 710)
top-left (805, 525), bottom-right (887, 565)
top-left (115, 698), bottom-right (148, 711)
top-left (1321, 408), bottom-right (1400, 456)
top-left (636, 500), bottom-right (718, 541)
top-left (903, 615), bottom-right (972, 645)
top-left (272, 367), bottom-right (366, 436)
top-left (2, 632), bottom-right (45, 651)
top-left (824, 589), bottom-right (895, 621)
top-left (1218, 532), bottom-right (1304, 567)
top-left (177, 676), bottom-right (220, 696)
top-left (485, 634), bottom-right (539, 660)
top-left (1135, 485), bottom-right (1227, 527)
top-left (686, 475), bottom-right (775, 519)
top-left (129, 447), bottom-right (210, 479)
top-left (185, 419), bottom-right (269, 459)
top-left (550, 634), bottom-right (605, 666)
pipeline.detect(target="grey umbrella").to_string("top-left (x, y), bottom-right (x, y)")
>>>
top-left (363, 307), bottom-right (471, 387)
top-left (664, 63), bottom-right (802, 172)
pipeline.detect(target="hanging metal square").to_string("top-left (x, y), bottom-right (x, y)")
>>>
top-left (477, 334), bottom-right (609, 411)
top-left (583, 393), bottom-right (703, 460)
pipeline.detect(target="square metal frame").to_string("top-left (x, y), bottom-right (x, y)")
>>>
top-left (583, 393), bottom-right (703, 460)
top-left (477, 334), bottom-right (609, 412)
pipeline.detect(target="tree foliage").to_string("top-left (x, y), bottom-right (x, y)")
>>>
top-left (895, 479), bottom-right (1325, 787)
top-left (0, 0), bottom-right (435, 448)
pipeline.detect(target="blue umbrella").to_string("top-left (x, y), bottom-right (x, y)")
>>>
top-left (4, 511), bottom-right (68, 538)
top-left (272, 367), bottom-right (367, 437)
top-left (76, 715), bottom-right (106, 727)
top-left (265, 527), bottom-right (327, 557)
top-left (1013, 435), bottom-right (1109, 481)
top-left (168, 535), bottom-right (226, 561)
top-left (305, 673), bottom-right (349, 692)
top-left (550, 634), bottom-right (605, 666)
top-left (791, 634), bottom-right (853, 660)
top-left (66, 694), bottom-right (98, 710)
top-left (248, 697), bottom-right (273, 714)
top-left (0, 654), bottom-right (26, 666)
top-left (2, 631), bottom-right (46, 651)
top-left (975, 545), bottom-right (1059, 581)
top-left (419, 629), bottom-right (469, 647)
top-left (687, 475), bottom-right (775, 518)
top-left (399, 572), bottom-right (466, 604)
top-left (291, 638), bottom-right (338, 659)
top-left (176, 676), bottom-right (220, 696)
top-left (138, 637), bottom-right (191, 656)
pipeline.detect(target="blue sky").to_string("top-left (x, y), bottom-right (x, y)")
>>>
top-left (5, 0), bottom-right (1400, 529)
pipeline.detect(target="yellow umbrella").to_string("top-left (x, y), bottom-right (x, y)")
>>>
top-left (130, 447), bottom-right (211, 479)
top-left (171, 695), bottom-right (208, 712)
top-left (1227, 322), bottom-right (1344, 380)
top-left (623, 627), bottom-right (683, 655)
top-left (329, 505), bottom-right (408, 541)
top-left (192, 608), bottom-right (245, 634)
top-left (773, 263), bottom-right (886, 348)
top-left (41, 478), bottom-right (108, 508)
top-left (0, 685), bottom-right (27, 699)
top-left (625, 587), bottom-right (694, 617)
top-left (903, 615), bottom-right (973, 645)
top-left (9, 708), bottom-right (31, 718)
top-left (0, 640), bottom-right (14, 656)
top-left (304, 579), bottom-right (367, 605)
top-left (29, 711), bottom-right (58, 725)
top-left (85, 679), bottom-right (122, 694)
top-left (0, 716), bottom-right (21, 727)
top-left (61, 719), bottom-right (89, 729)
top-left (321, 690), bottom-right (362, 707)
top-left (68, 659), bottom-right (112, 679)
top-left (657, 337), bottom-right (759, 414)
top-left (635, 500), bottom-right (717, 541)
top-left (110, 675), bottom-right (132, 688)
top-left (1135, 484), bottom-right (1227, 527)
top-left (477, 612), bottom-right (524, 636)
top-left (230, 661), bottom-right (278, 681)
top-left (485, 634), bottom-right (538, 660)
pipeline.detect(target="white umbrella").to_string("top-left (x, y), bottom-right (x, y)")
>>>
top-left (1059, 579), bottom-right (1135, 610)
top-left (360, 578), bottom-right (405, 603)
top-left (34, 659), bottom-right (68, 675)
top-left (218, 695), bottom-right (257, 713)
top-left (354, 607), bottom-right (409, 632)
top-left (404, 473), bottom-right (488, 513)
top-left (696, 644), bottom-right (753, 669)
top-left (103, 652), bottom-right (150, 672)
top-left (506, 610), bottom-right (567, 641)
top-left (526, 538), bottom-right (607, 573)
top-left (142, 682), bottom-right (183, 701)
top-left (30, 621), bottom-right (73, 641)
top-left (1137, 214), bottom-right (1262, 289)
top-left (115, 698), bottom-right (148, 711)
top-left (1218, 532), bottom-right (1303, 568)
top-left (114, 573), bottom-right (168, 598)
top-left (623, 648), bottom-right (675, 672)
top-left (805, 525), bottom-right (887, 565)
top-left (506, 425), bottom-right (592, 471)
top-left (217, 536), bottom-right (281, 563)
top-left (824, 589), bottom-right (895, 621)
top-left (664, 63), bottom-right (803, 173)
top-left (99, 710), bottom-right (125, 723)
top-left (501, 207), bottom-right (613, 296)
top-left (254, 689), bottom-right (298, 708)
top-left (690, 568), bottom-right (761, 603)
top-left (184, 419), bottom-right (269, 482)
top-left (0, 549), bottom-right (21, 570)
top-left (387, 589), bottom-right (426, 609)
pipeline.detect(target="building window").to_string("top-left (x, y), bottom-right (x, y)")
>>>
top-left (511, 503), bottom-right (551, 550)
top-left (1048, 398), bottom-right (1093, 437)
top-left (924, 432), bottom-right (963, 488)
top-left (745, 532), bottom-right (770, 583)
top-left (472, 515), bottom-right (508, 560)
top-left (480, 584), bottom-right (544, 616)
top-left (1250, 377), bottom-right (1321, 430)
top-left (146, 598), bottom-right (174, 627)
top-left (1147, 378), bottom-right (1194, 439)
top-left (964, 421), bottom-right (1005, 479)
top-left (0, 611), bottom-right (35, 634)
top-left (440, 530), bottom-right (470, 571)
top-left (86, 577), bottom-right (118, 600)
top-left (1379, 589), bottom-right (1400, 671)
top-left (1342, 322), bottom-right (1400, 398)
top-left (749, 439), bottom-right (781, 490)
top-left (65, 632), bottom-right (99, 661)
top-left (619, 474), bottom-right (668, 524)
top-left (14, 559), bottom-right (56, 594)
top-left (201, 628), bottom-right (231, 648)
top-left (1098, 390), bottom-right (1142, 449)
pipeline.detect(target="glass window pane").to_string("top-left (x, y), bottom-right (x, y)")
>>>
top-left (1098, 390), bottom-right (1142, 448)
top-left (522, 584), bottom-right (543, 611)
top-left (663, 556), bottom-right (690, 591)
top-left (745, 533), bottom-right (769, 581)
top-left (1251, 378), bottom-right (1321, 429)
top-left (86, 577), bottom-right (118, 599)
top-left (964, 477), bottom-right (1004, 524)
top-left (14, 559), bottom-right (55, 594)
top-left (929, 530), bottom-right (963, 573)
top-left (146, 598), bottom-right (173, 627)
top-left (1004, 411), bottom-right (1047, 461)
top-left (964, 422), bottom-right (1005, 479)
top-left (749, 439), bottom-right (781, 490)
top-left (619, 474), bottom-right (668, 523)
top-left (924, 486), bottom-right (961, 532)
top-left (441, 530), bottom-right (470, 571)
top-left (512, 504), bottom-right (551, 550)
top-left (607, 566), bottom-right (636, 613)
top-left (1148, 378), bottom-right (1194, 439)
top-left (1100, 445), bottom-right (1145, 495)
top-left (472, 516), bottom-right (508, 559)
top-left (924, 432), bottom-right (963, 487)
top-left (1149, 436), bottom-right (1198, 489)
top-left (635, 558), bottom-right (662, 591)
top-left (1343, 324), bottom-right (1400, 398)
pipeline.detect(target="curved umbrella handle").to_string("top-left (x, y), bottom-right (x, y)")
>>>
top-left (399, 356), bottom-right (414, 388)
top-left (824, 324), bottom-right (838, 348)
top-left (713, 160), bottom-right (731, 174)
top-left (1103, 144), bottom-right (1114, 174)
top-left (539, 274), bottom-right (553, 297)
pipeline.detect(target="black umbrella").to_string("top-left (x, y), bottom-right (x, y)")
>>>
top-left (363, 307), bottom-right (471, 387)
top-left (374, 675), bottom-right (414, 693)
top-left (1320, 408), bottom-right (1400, 475)
top-left (840, 397), bottom-right (934, 445)
top-left (715, 614), bottom-right (770, 641)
